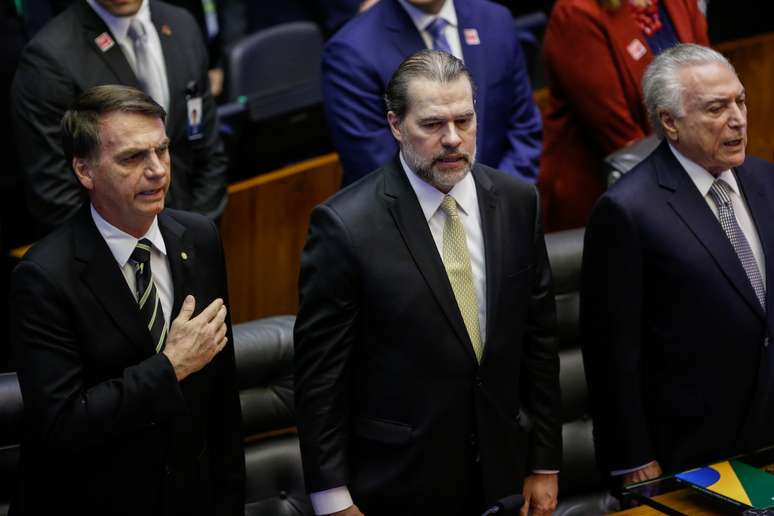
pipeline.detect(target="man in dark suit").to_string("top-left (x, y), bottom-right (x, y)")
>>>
top-left (295, 50), bottom-right (561, 516)
top-left (582, 43), bottom-right (774, 485)
top-left (10, 85), bottom-right (244, 515)
top-left (322, 0), bottom-right (542, 186)
top-left (12, 0), bottom-right (227, 235)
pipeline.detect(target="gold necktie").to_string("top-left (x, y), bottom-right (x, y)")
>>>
top-left (440, 195), bottom-right (483, 362)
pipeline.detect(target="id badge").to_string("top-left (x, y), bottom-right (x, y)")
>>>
top-left (186, 96), bottom-right (203, 141)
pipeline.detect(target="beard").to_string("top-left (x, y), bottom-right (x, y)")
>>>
top-left (401, 138), bottom-right (476, 192)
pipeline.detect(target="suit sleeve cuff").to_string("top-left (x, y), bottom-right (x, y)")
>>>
top-left (611, 460), bottom-right (657, 476)
top-left (310, 486), bottom-right (353, 515)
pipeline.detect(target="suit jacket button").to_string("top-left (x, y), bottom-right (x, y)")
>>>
top-left (469, 433), bottom-right (478, 446)
top-left (279, 490), bottom-right (287, 499)
top-left (475, 376), bottom-right (483, 387)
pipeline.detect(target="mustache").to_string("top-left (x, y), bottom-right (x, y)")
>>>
top-left (432, 150), bottom-right (472, 164)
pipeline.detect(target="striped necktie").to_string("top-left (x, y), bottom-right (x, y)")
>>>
top-left (440, 195), bottom-right (483, 362)
top-left (708, 179), bottom-right (766, 309)
top-left (131, 239), bottom-right (168, 352)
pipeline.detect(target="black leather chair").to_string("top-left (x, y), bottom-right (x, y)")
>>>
top-left (0, 373), bottom-right (22, 516)
top-left (219, 21), bottom-right (332, 178)
top-left (602, 134), bottom-right (660, 188)
top-left (545, 228), bottom-right (619, 515)
top-left (233, 316), bottom-right (313, 516)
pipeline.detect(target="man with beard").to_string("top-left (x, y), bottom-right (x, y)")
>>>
top-left (294, 49), bottom-right (562, 516)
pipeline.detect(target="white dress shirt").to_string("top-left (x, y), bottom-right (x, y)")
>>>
top-left (671, 144), bottom-right (766, 283)
top-left (91, 205), bottom-right (173, 326)
top-left (611, 145), bottom-right (766, 477)
top-left (396, 0), bottom-right (464, 60)
top-left (86, 0), bottom-right (170, 111)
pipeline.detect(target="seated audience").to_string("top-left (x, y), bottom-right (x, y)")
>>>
top-left (539, 0), bottom-right (707, 231)
top-left (582, 44), bottom-right (774, 485)
top-left (322, 0), bottom-right (543, 186)
top-left (12, 0), bottom-right (227, 233)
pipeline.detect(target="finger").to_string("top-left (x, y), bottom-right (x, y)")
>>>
top-left (194, 298), bottom-right (224, 323)
top-left (213, 322), bottom-right (227, 344)
top-left (174, 295), bottom-right (196, 322)
top-left (215, 336), bottom-right (228, 353)
top-left (520, 497), bottom-right (530, 516)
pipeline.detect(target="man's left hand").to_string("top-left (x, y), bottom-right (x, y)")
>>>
top-left (521, 473), bottom-right (558, 516)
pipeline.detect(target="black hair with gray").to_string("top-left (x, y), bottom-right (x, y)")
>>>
top-left (61, 84), bottom-right (166, 164)
top-left (642, 43), bottom-right (735, 138)
top-left (384, 49), bottom-right (475, 120)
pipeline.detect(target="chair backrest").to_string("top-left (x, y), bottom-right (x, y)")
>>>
top-left (0, 372), bottom-right (22, 516)
top-left (233, 316), bottom-right (313, 516)
top-left (226, 21), bottom-right (324, 119)
top-left (603, 134), bottom-right (660, 188)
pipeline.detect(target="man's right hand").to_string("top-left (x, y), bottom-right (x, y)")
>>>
top-left (623, 461), bottom-right (662, 485)
top-left (163, 295), bottom-right (228, 381)
top-left (327, 505), bottom-right (364, 516)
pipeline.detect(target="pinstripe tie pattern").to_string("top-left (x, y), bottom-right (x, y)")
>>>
top-left (440, 195), bottom-right (483, 362)
top-left (131, 239), bottom-right (168, 352)
top-left (708, 179), bottom-right (766, 309)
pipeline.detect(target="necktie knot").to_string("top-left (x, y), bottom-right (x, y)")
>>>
top-left (127, 18), bottom-right (147, 44)
top-left (708, 179), bottom-right (733, 208)
top-left (131, 238), bottom-right (153, 266)
top-left (440, 195), bottom-right (459, 219)
top-left (425, 17), bottom-right (448, 38)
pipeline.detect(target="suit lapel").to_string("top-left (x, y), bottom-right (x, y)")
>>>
top-left (735, 162), bottom-right (774, 324)
top-left (150, 1), bottom-right (185, 142)
top-left (158, 211), bottom-right (194, 319)
top-left (473, 168), bottom-right (500, 357)
top-left (658, 143), bottom-right (766, 319)
top-left (454, 0), bottom-right (487, 132)
top-left (78, 0), bottom-right (141, 88)
top-left (74, 206), bottom-right (155, 355)
top-left (383, 159), bottom-right (478, 363)
top-left (384, 1), bottom-right (426, 62)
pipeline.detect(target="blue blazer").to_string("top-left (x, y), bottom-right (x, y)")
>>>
top-left (322, 0), bottom-right (542, 185)
top-left (581, 140), bottom-right (774, 473)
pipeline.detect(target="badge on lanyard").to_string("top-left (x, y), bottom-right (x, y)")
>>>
top-left (185, 81), bottom-right (203, 141)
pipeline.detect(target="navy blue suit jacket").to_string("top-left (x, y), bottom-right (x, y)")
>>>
top-left (581, 141), bottom-right (774, 474)
top-left (322, 0), bottom-right (542, 185)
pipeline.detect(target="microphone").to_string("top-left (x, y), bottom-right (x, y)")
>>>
top-left (481, 494), bottom-right (525, 515)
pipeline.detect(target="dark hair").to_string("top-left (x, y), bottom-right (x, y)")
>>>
top-left (61, 85), bottom-right (166, 163)
top-left (384, 49), bottom-right (475, 120)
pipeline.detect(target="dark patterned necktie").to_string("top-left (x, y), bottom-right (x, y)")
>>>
top-left (425, 17), bottom-right (452, 54)
top-left (131, 239), bottom-right (168, 352)
top-left (708, 179), bottom-right (766, 309)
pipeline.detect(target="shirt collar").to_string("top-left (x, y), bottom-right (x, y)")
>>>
top-left (86, 0), bottom-right (152, 42)
top-left (399, 152), bottom-right (477, 221)
top-left (668, 143), bottom-right (738, 197)
top-left (397, 0), bottom-right (458, 33)
top-left (91, 204), bottom-right (167, 267)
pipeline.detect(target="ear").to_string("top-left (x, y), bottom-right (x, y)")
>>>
top-left (659, 110), bottom-right (679, 143)
top-left (387, 111), bottom-right (403, 143)
top-left (73, 157), bottom-right (95, 191)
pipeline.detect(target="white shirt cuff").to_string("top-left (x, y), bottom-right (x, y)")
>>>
top-left (532, 470), bottom-right (560, 474)
top-left (611, 460), bottom-right (657, 476)
top-left (309, 486), bottom-right (353, 515)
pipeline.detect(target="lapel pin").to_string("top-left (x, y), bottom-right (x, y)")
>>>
top-left (161, 24), bottom-right (172, 36)
top-left (463, 28), bottom-right (480, 46)
top-left (627, 38), bottom-right (647, 61)
top-left (181, 251), bottom-right (188, 261)
top-left (94, 32), bottom-right (115, 52)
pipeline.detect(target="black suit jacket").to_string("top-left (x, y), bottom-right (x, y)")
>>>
top-left (294, 159), bottom-right (561, 515)
top-left (582, 141), bottom-right (774, 474)
top-left (10, 206), bottom-right (244, 515)
top-left (12, 0), bottom-right (227, 229)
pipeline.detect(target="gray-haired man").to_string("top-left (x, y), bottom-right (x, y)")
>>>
top-left (582, 43), bottom-right (774, 484)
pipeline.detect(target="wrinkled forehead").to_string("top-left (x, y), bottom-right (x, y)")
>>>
top-left (97, 111), bottom-right (167, 151)
top-left (679, 62), bottom-right (744, 107)
top-left (405, 76), bottom-right (475, 118)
